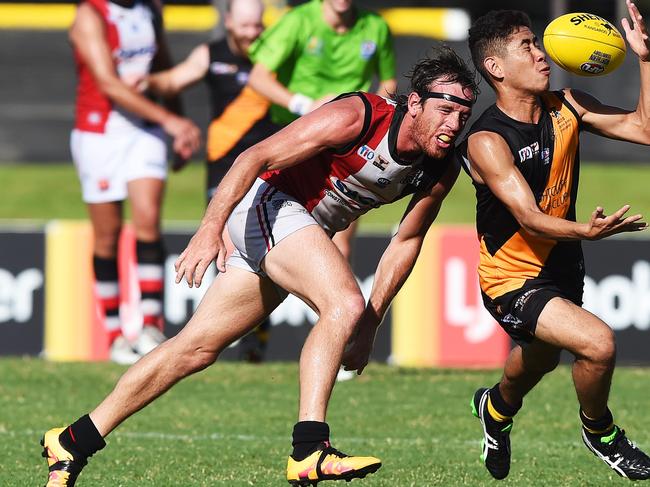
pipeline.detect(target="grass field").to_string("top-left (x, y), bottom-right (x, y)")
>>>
top-left (4, 359), bottom-right (649, 486)
top-left (2, 162), bottom-right (650, 230)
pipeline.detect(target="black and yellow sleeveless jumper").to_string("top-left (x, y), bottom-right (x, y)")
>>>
top-left (459, 91), bottom-right (585, 304)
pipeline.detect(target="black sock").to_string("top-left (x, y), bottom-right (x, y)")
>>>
top-left (291, 421), bottom-right (329, 461)
top-left (488, 383), bottom-right (522, 419)
top-left (580, 407), bottom-right (614, 435)
top-left (58, 414), bottom-right (106, 458)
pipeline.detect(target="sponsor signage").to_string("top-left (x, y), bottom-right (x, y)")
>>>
top-left (3, 222), bottom-right (649, 366)
top-left (161, 232), bottom-right (392, 362)
top-left (0, 230), bottom-right (45, 355)
top-left (583, 239), bottom-right (650, 364)
top-left (438, 228), bottom-right (510, 367)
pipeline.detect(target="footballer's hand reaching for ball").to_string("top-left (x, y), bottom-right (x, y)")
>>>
top-left (175, 222), bottom-right (226, 288)
top-left (584, 204), bottom-right (647, 240)
top-left (622, 0), bottom-right (650, 61)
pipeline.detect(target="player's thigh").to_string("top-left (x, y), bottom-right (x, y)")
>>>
top-left (517, 338), bottom-right (562, 373)
top-left (172, 265), bottom-right (283, 353)
top-left (262, 224), bottom-right (363, 317)
top-left (331, 220), bottom-right (358, 261)
top-left (70, 129), bottom-right (129, 203)
top-left (535, 297), bottom-right (615, 359)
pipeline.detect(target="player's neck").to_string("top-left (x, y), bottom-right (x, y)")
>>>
top-left (322, 3), bottom-right (356, 33)
top-left (495, 89), bottom-right (544, 124)
top-left (394, 114), bottom-right (421, 162)
top-left (226, 34), bottom-right (246, 58)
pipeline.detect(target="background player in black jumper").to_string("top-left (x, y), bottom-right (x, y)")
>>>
top-left (146, 0), bottom-right (276, 362)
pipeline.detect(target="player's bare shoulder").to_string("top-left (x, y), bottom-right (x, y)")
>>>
top-left (466, 130), bottom-right (513, 183)
top-left (561, 88), bottom-right (596, 119)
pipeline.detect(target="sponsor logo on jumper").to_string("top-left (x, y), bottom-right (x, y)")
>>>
top-left (236, 71), bottom-right (249, 85)
top-left (541, 147), bottom-right (551, 165)
top-left (210, 62), bottom-right (238, 75)
top-left (518, 142), bottom-right (539, 162)
top-left (357, 145), bottom-right (375, 161)
top-left (117, 46), bottom-right (156, 60)
top-left (331, 178), bottom-right (378, 209)
top-left (305, 36), bottom-right (324, 56)
top-left (373, 155), bottom-right (390, 171)
top-left (539, 178), bottom-right (569, 211)
top-left (360, 41), bottom-right (377, 60)
top-left (374, 177), bottom-right (391, 188)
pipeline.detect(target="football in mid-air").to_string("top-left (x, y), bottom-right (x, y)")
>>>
top-left (543, 12), bottom-right (626, 76)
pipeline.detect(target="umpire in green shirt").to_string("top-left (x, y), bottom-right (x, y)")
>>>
top-left (248, 0), bottom-right (397, 126)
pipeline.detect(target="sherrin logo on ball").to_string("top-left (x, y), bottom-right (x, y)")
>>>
top-left (543, 12), bottom-right (626, 76)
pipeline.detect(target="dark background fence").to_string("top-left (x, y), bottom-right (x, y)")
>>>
top-left (0, 0), bottom-right (648, 162)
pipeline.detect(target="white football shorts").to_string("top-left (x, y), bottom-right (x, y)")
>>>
top-left (227, 178), bottom-right (319, 276)
top-left (71, 119), bottom-right (167, 204)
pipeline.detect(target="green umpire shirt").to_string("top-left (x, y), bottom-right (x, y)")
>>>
top-left (249, 0), bottom-right (395, 125)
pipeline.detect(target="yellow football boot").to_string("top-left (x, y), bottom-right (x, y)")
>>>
top-left (41, 428), bottom-right (88, 487)
top-left (287, 441), bottom-right (381, 486)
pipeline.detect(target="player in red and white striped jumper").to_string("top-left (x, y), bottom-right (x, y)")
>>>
top-left (68, 0), bottom-right (200, 364)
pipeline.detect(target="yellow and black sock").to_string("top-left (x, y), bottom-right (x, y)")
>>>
top-left (580, 407), bottom-right (614, 436)
top-left (487, 383), bottom-right (521, 423)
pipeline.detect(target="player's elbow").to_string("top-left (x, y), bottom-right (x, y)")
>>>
top-left (236, 144), bottom-right (270, 174)
top-left (516, 210), bottom-right (547, 238)
top-left (96, 76), bottom-right (125, 98)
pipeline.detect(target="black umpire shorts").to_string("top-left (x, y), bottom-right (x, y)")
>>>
top-left (482, 279), bottom-right (583, 347)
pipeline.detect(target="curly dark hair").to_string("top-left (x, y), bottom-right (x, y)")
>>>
top-left (468, 10), bottom-right (532, 87)
top-left (393, 45), bottom-right (478, 108)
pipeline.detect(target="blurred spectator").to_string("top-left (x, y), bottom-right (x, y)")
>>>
top-left (145, 0), bottom-right (275, 363)
top-left (247, 0), bottom-right (396, 375)
top-left (248, 0), bottom-right (396, 260)
top-left (68, 0), bottom-right (200, 363)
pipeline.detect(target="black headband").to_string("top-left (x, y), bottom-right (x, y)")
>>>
top-left (420, 92), bottom-right (474, 108)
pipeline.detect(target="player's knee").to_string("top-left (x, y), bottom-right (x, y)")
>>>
top-left (336, 293), bottom-right (366, 336)
top-left (94, 230), bottom-right (120, 256)
top-left (182, 347), bottom-right (219, 375)
top-left (583, 328), bottom-right (616, 368)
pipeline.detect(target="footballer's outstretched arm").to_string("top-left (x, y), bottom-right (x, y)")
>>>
top-left (565, 1), bottom-right (650, 144)
top-left (147, 44), bottom-right (210, 97)
top-left (466, 131), bottom-right (647, 241)
top-left (341, 161), bottom-right (460, 374)
top-left (174, 96), bottom-right (366, 287)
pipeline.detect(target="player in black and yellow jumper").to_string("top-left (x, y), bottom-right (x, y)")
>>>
top-left (146, 0), bottom-right (276, 362)
top-left (461, 5), bottom-right (650, 481)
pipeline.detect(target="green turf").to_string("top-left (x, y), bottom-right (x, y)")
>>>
top-left (1, 163), bottom-right (650, 232)
top-left (3, 358), bottom-right (648, 486)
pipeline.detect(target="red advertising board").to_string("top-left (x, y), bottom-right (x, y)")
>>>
top-left (438, 227), bottom-right (510, 367)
